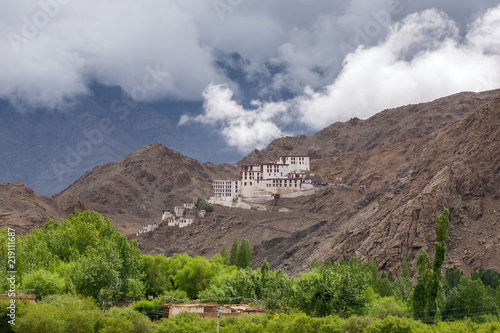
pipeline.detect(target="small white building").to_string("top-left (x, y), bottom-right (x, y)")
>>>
top-left (167, 217), bottom-right (179, 227)
top-left (174, 206), bottom-right (184, 217)
top-left (162, 210), bottom-right (173, 221)
top-left (179, 217), bottom-right (194, 228)
top-left (167, 213), bottom-right (195, 228)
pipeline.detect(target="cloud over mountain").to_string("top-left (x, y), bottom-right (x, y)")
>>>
top-left (190, 5), bottom-right (500, 151)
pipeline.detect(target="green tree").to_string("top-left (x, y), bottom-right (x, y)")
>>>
top-left (69, 248), bottom-right (121, 299)
top-left (175, 256), bottom-right (215, 299)
top-left (412, 208), bottom-right (450, 322)
top-left (496, 281), bottom-right (500, 309)
top-left (141, 254), bottom-right (171, 297)
top-left (443, 267), bottom-right (464, 293)
top-left (471, 267), bottom-right (500, 289)
top-left (412, 250), bottom-right (433, 321)
top-left (237, 238), bottom-right (252, 269)
top-left (442, 275), bottom-right (498, 320)
top-left (369, 297), bottom-right (408, 319)
top-left (229, 238), bottom-right (239, 266)
top-left (220, 243), bottom-right (228, 264)
top-left (393, 257), bottom-right (412, 303)
top-left (366, 258), bottom-right (378, 288)
top-left (195, 197), bottom-right (214, 212)
top-left (429, 208), bottom-right (450, 321)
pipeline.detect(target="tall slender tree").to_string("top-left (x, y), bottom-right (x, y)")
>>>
top-left (229, 238), bottom-right (239, 266)
top-left (237, 239), bottom-right (252, 269)
top-left (220, 243), bottom-right (228, 264)
top-left (412, 208), bottom-right (450, 322)
top-left (429, 207), bottom-right (450, 321)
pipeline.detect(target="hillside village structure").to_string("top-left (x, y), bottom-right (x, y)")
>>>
top-left (212, 156), bottom-right (312, 203)
top-left (137, 203), bottom-right (202, 235)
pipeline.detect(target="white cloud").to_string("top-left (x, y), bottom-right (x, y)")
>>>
top-left (191, 6), bottom-right (500, 152)
top-left (1, 0), bottom-right (499, 124)
top-left (296, 7), bottom-right (500, 129)
top-left (191, 83), bottom-right (288, 152)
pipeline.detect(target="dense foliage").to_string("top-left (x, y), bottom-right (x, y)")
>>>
top-left (1, 209), bottom-right (499, 332)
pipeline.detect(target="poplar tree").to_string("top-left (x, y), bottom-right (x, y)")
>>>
top-left (237, 239), bottom-right (252, 269)
top-left (220, 243), bottom-right (228, 264)
top-left (229, 238), bottom-right (239, 266)
top-left (429, 207), bottom-right (450, 320)
top-left (412, 208), bottom-right (450, 322)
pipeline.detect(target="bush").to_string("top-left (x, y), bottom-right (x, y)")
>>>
top-left (343, 315), bottom-right (378, 333)
top-left (0, 299), bottom-right (30, 333)
top-left (22, 269), bottom-right (67, 300)
top-left (364, 315), bottom-right (429, 333)
top-left (14, 303), bottom-right (66, 333)
top-left (368, 297), bottom-right (408, 319)
top-left (151, 311), bottom-right (213, 333)
top-left (133, 300), bottom-right (158, 321)
top-left (103, 306), bottom-right (152, 333)
top-left (195, 198), bottom-right (213, 212)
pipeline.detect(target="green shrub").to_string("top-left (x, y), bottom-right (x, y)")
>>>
top-left (0, 299), bottom-right (30, 333)
top-left (133, 300), bottom-right (158, 321)
top-left (22, 269), bottom-right (68, 300)
top-left (368, 297), bottom-right (408, 319)
top-left (343, 315), bottom-right (378, 333)
top-left (104, 306), bottom-right (152, 333)
top-left (14, 303), bottom-right (66, 333)
top-left (364, 315), bottom-right (429, 333)
top-left (151, 311), bottom-right (213, 333)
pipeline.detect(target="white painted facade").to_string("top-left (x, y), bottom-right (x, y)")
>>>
top-left (179, 217), bottom-right (195, 228)
top-left (213, 156), bottom-right (311, 200)
top-left (213, 178), bottom-right (239, 201)
top-left (167, 216), bottom-right (195, 228)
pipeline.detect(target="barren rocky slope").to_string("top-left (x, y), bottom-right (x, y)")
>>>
top-left (56, 144), bottom-right (236, 235)
top-left (1, 90), bottom-right (499, 277)
top-left (257, 96), bottom-right (500, 275)
top-left (0, 182), bottom-right (90, 233)
top-left (140, 94), bottom-right (500, 276)
top-left (241, 89), bottom-right (500, 164)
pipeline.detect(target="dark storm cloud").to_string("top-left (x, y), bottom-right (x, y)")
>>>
top-left (1, 0), bottom-right (499, 151)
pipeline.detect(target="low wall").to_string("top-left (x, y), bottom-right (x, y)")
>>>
top-left (280, 188), bottom-right (319, 199)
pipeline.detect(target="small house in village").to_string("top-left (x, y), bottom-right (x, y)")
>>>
top-left (162, 302), bottom-right (265, 318)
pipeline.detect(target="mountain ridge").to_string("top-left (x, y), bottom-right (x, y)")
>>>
top-left (240, 89), bottom-right (500, 164)
top-left (1, 89), bottom-right (499, 276)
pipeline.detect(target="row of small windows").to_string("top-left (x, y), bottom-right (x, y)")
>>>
top-left (266, 183), bottom-right (298, 188)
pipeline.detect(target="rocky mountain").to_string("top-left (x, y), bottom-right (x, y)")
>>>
top-left (56, 144), bottom-right (236, 235)
top-left (253, 95), bottom-right (500, 274)
top-left (0, 84), bottom-right (243, 196)
top-left (240, 89), bottom-right (500, 164)
top-left (1, 89), bottom-right (499, 277)
top-left (0, 181), bottom-right (90, 233)
top-left (140, 91), bottom-right (500, 275)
